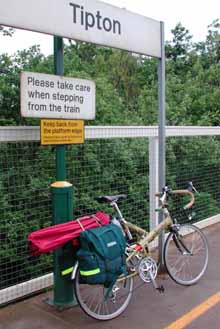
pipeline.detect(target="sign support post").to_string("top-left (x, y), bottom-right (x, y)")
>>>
top-left (158, 22), bottom-right (166, 270)
top-left (49, 36), bottom-right (76, 307)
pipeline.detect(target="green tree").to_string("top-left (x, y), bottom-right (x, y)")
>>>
top-left (196, 19), bottom-right (220, 68)
top-left (166, 23), bottom-right (193, 61)
top-left (0, 46), bottom-right (52, 125)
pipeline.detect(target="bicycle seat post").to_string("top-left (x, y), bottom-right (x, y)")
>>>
top-left (111, 201), bottom-right (124, 221)
top-left (111, 201), bottom-right (133, 241)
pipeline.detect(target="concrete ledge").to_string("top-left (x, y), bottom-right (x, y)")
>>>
top-left (0, 273), bottom-right (53, 306)
top-left (194, 214), bottom-right (220, 230)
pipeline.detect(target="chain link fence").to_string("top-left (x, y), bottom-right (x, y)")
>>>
top-left (166, 135), bottom-right (220, 224)
top-left (0, 142), bottom-right (54, 291)
top-left (1, 127), bottom-right (220, 304)
top-left (0, 135), bottom-right (149, 297)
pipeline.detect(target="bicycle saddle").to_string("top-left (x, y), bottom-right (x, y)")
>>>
top-left (96, 194), bottom-right (127, 203)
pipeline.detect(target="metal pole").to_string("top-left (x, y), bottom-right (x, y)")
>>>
top-left (149, 137), bottom-right (159, 231)
top-left (48, 36), bottom-right (76, 307)
top-left (158, 22), bottom-right (166, 268)
top-left (54, 37), bottom-right (66, 181)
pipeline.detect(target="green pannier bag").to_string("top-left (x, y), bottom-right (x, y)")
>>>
top-left (76, 224), bottom-right (126, 288)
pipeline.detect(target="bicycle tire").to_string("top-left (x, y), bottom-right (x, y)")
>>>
top-left (164, 224), bottom-right (208, 286)
top-left (74, 266), bottom-right (133, 320)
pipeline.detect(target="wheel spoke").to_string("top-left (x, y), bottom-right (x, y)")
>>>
top-left (74, 267), bottom-right (133, 320)
top-left (88, 287), bottom-right (101, 311)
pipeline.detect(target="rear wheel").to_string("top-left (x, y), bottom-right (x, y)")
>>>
top-left (164, 224), bottom-right (208, 285)
top-left (74, 266), bottom-right (133, 320)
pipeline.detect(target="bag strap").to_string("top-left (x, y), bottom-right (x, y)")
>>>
top-left (77, 218), bottom-right (85, 231)
top-left (77, 214), bottom-right (102, 234)
top-left (104, 278), bottom-right (117, 301)
top-left (104, 266), bottom-right (128, 301)
top-left (91, 214), bottom-right (102, 227)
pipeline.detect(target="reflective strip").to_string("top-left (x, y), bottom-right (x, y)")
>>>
top-left (80, 268), bottom-right (100, 276)
top-left (61, 266), bottom-right (74, 276)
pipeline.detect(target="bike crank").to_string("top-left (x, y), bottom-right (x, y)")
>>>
top-left (138, 257), bottom-right (164, 293)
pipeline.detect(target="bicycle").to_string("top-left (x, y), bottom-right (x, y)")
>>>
top-left (72, 183), bottom-right (209, 320)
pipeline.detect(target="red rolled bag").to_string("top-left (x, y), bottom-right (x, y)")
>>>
top-left (28, 211), bottom-right (110, 256)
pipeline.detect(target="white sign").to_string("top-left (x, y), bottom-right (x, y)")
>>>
top-left (20, 72), bottom-right (96, 120)
top-left (0, 0), bottom-right (161, 58)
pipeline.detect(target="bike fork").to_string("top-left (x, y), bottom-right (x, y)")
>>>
top-left (173, 233), bottom-right (192, 255)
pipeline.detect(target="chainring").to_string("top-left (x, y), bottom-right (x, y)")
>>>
top-left (138, 257), bottom-right (158, 283)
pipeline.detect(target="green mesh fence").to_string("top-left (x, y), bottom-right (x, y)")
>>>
top-left (166, 136), bottom-right (220, 224)
top-left (0, 142), bottom-right (54, 290)
top-left (0, 138), bottom-right (149, 291)
top-left (66, 138), bottom-right (149, 227)
top-left (1, 133), bottom-right (220, 297)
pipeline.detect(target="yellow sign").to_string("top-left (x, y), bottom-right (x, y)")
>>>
top-left (40, 119), bottom-right (84, 145)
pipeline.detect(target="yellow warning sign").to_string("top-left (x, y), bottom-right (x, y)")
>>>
top-left (40, 119), bottom-right (84, 145)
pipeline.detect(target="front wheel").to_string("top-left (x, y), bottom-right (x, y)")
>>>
top-left (164, 224), bottom-right (208, 286)
top-left (74, 266), bottom-right (133, 320)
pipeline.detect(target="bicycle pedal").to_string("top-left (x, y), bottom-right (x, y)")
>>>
top-left (156, 285), bottom-right (165, 294)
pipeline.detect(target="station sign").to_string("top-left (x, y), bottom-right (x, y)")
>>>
top-left (40, 119), bottom-right (84, 145)
top-left (20, 71), bottom-right (95, 120)
top-left (0, 0), bottom-right (161, 58)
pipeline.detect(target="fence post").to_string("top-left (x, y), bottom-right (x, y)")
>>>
top-left (158, 21), bottom-right (166, 269)
top-left (149, 137), bottom-right (159, 231)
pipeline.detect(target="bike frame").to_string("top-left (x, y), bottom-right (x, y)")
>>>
top-left (113, 189), bottom-right (194, 270)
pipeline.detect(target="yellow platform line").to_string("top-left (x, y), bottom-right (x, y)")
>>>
top-left (164, 292), bottom-right (220, 329)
